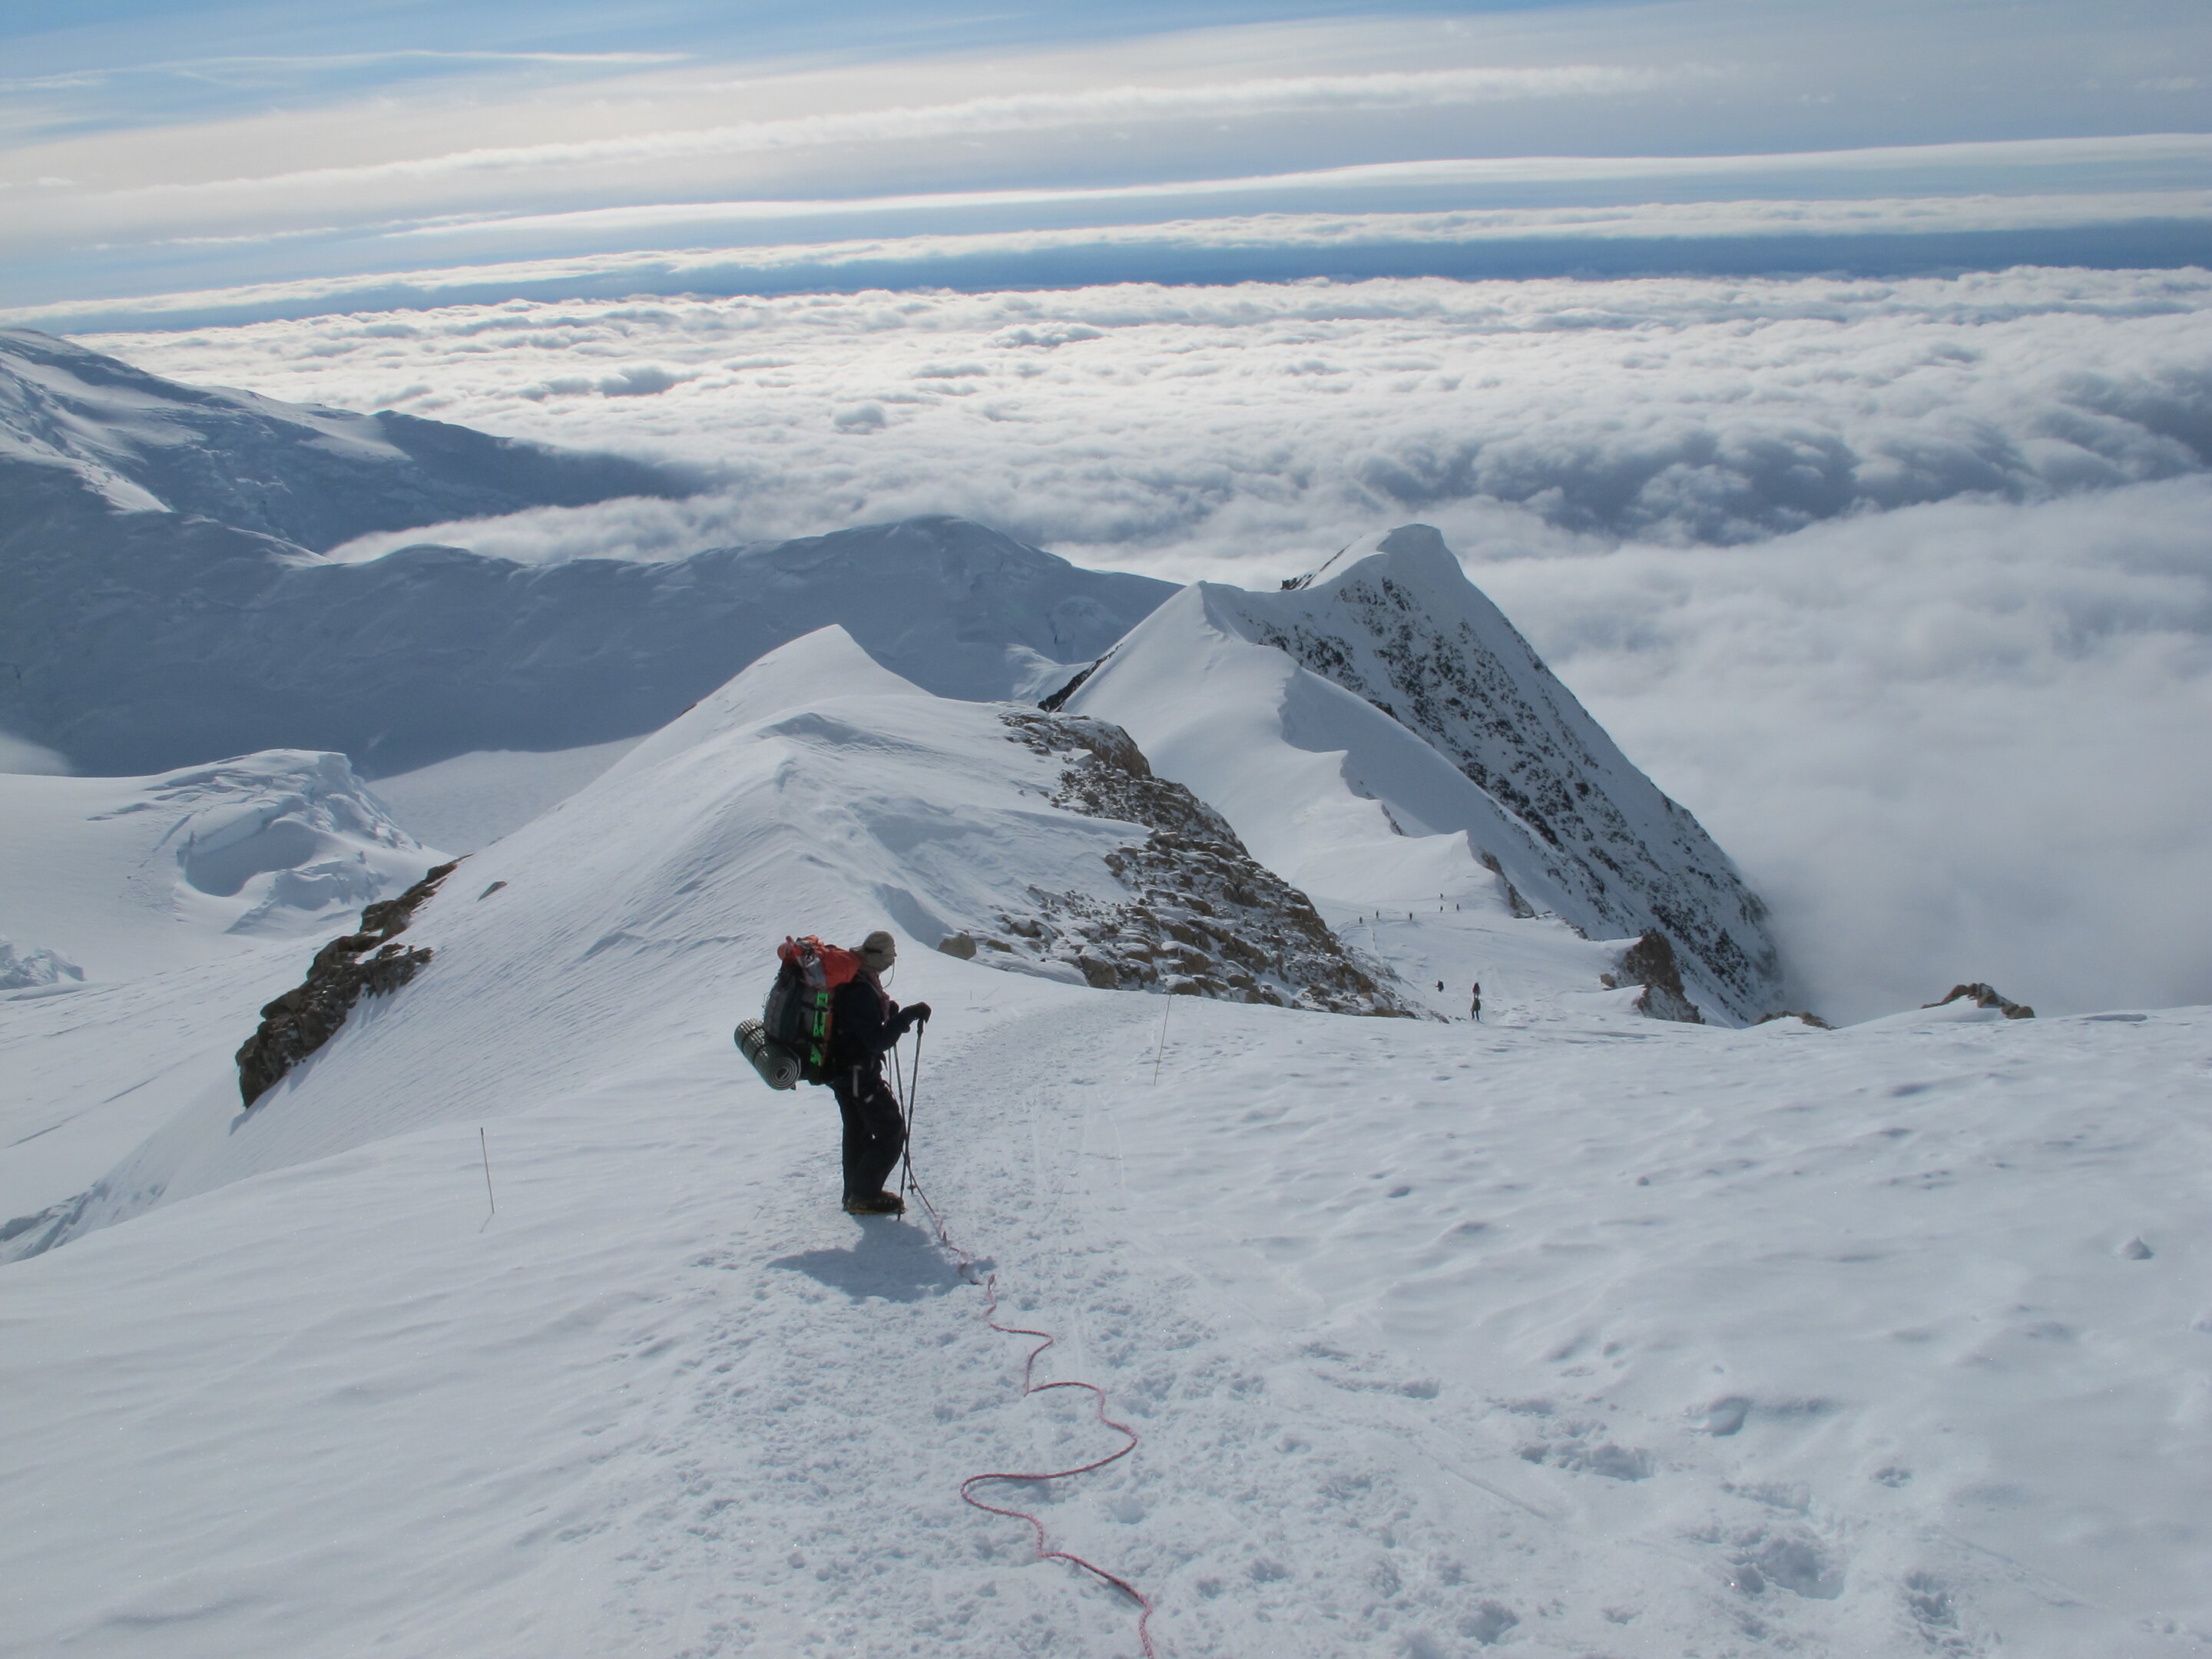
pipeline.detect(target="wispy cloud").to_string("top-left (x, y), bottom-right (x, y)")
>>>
top-left (72, 65), bottom-right (1710, 203)
top-left (359, 141), bottom-right (2212, 242)
top-left (8, 177), bottom-right (2204, 331)
top-left (0, 50), bottom-right (688, 95)
top-left (5, 1), bottom-right (2206, 304)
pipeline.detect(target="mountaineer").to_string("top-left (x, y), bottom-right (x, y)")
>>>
top-left (830, 931), bottom-right (930, 1215)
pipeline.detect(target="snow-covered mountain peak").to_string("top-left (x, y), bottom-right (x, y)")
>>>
top-left (603, 624), bottom-right (932, 778)
top-left (1070, 525), bottom-right (1787, 1024)
top-left (1300, 522), bottom-right (1467, 592)
top-left (2, 334), bottom-right (1177, 778)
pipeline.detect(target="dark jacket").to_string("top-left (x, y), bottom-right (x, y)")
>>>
top-left (830, 970), bottom-right (912, 1071)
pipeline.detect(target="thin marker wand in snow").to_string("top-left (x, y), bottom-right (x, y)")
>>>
top-left (479, 1128), bottom-right (495, 1220)
top-left (1151, 995), bottom-right (1172, 1086)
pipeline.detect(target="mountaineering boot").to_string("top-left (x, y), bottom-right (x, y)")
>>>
top-left (843, 1190), bottom-right (906, 1216)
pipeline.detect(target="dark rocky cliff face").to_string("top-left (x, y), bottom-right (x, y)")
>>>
top-left (1923, 982), bottom-right (2035, 1019)
top-left (982, 714), bottom-right (1418, 1017)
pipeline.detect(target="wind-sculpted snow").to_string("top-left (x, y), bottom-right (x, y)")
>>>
top-left (1071, 527), bottom-right (1785, 1023)
top-left (0, 749), bottom-right (436, 986)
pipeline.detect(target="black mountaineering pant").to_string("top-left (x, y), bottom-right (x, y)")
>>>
top-left (832, 1064), bottom-right (906, 1200)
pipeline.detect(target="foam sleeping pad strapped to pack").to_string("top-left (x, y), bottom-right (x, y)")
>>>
top-left (733, 1018), bottom-right (802, 1091)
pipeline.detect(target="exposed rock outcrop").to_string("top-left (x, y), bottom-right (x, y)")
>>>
top-left (1477, 849), bottom-right (1538, 919)
top-left (1924, 982), bottom-right (2035, 1019)
top-left (998, 713), bottom-right (1417, 1016)
top-left (1038, 656), bottom-right (1105, 712)
top-left (0, 938), bottom-right (83, 992)
top-left (235, 859), bottom-right (459, 1108)
top-left (1602, 930), bottom-right (1707, 1025)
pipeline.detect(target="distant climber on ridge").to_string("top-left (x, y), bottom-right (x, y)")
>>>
top-left (832, 931), bottom-right (930, 1216)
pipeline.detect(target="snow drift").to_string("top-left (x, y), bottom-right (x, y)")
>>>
top-left (1068, 525), bottom-right (1786, 1023)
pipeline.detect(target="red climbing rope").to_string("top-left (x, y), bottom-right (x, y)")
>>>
top-left (902, 1152), bottom-right (1158, 1659)
top-left (960, 1273), bottom-right (1157, 1657)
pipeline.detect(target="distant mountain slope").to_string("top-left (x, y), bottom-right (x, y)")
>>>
top-left (4, 512), bottom-right (1174, 776)
top-left (0, 332), bottom-right (1174, 775)
top-left (0, 327), bottom-right (692, 550)
top-left (1068, 526), bottom-right (1786, 1023)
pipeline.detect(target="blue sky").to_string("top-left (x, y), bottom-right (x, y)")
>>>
top-left (3, 0), bottom-right (2208, 327)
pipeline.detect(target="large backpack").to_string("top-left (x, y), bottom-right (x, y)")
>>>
top-left (747, 935), bottom-right (863, 1088)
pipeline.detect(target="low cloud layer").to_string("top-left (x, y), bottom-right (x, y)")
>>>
top-left (81, 267), bottom-right (2212, 1020)
top-left (101, 268), bottom-right (2212, 565)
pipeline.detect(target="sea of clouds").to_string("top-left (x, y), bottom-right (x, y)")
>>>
top-left (86, 267), bottom-right (2212, 1022)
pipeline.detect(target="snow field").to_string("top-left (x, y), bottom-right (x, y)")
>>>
top-left (0, 945), bottom-right (307, 1219)
top-left (5, 963), bottom-right (2206, 1656)
top-left (364, 738), bottom-right (645, 855)
top-left (1098, 998), bottom-right (2212, 1656)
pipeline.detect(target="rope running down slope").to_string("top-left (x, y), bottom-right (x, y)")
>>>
top-left (892, 1035), bottom-right (1159, 1658)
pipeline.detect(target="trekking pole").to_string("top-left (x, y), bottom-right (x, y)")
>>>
top-left (900, 1027), bottom-right (926, 1197)
top-left (883, 1033), bottom-right (906, 1191)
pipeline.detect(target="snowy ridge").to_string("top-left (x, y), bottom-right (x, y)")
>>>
top-left (12, 628), bottom-right (1392, 1253)
top-left (1069, 526), bottom-right (1786, 1024)
top-left (3, 502), bottom-right (1172, 776)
